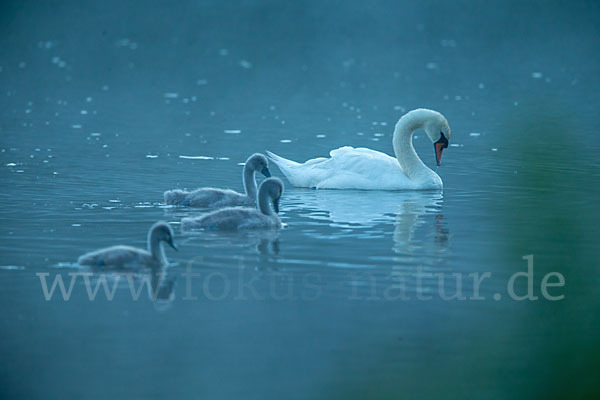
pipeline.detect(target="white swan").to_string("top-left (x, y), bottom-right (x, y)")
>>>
top-left (164, 153), bottom-right (271, 207)
top-left (266, 108), bottom-right (451, 190)
top-left (77, 221), bottom-right (177, 270)
top-left (181, 178), bottom-right (283, 231)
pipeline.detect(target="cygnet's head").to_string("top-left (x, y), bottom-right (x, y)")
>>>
top-left (422, 110), bottom-right (452, 166)
top-left (245, 153), bottom-right (271, 177)
top-left (260, 177), bottom-right (284, 213)
top-left (149, 221), bottom-right (177, 250)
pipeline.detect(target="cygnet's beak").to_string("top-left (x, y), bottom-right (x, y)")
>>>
top-left (434, 133), bottom-right (449, 166)
top-left (261, 167), bottom-right (271, 177)
top-left (168, 238), bottom-right (178, 251)
top-left (273, 197), bottom-right (280, 213)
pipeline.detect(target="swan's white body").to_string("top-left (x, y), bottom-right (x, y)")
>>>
top-left (267, 109), bottom-right (451, 190)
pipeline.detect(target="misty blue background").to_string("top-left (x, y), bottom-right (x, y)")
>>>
top-left (1, 1), bottom-right (599, 399)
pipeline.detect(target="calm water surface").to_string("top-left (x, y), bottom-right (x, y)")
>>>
top-left (1, 1), bottom-right (599, 399)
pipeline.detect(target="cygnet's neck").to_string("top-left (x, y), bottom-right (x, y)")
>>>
top-left (393, 109), bottom-right (434, 179)
top-left (258, 188), bottom-right (273, 216)
top-left (148, 230), bottom-right (167, 265)
top-left (243, 165), bottom-right (257, 200)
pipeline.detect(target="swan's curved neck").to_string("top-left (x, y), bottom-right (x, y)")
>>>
top-left (393, 112), bottom-right (432, 179)
top-left (148, 230), bottom-right (167, 265)
top-left (258, 189), bottom-right (272, 216)
top-left (243, 165), bottom-right (257, 200)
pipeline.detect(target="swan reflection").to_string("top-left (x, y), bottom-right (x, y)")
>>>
top-left (391, 194), bottom-right (449, 256)
top-left (147, 268), bottom-right (176, 311)
top-left (286, 189), bottom-right (449, 254)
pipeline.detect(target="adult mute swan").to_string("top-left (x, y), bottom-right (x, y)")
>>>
top-left (164, 153), bottom-right (271, 207)
top-left (266, 108), bottom-right (451, 190)
top-left (77, 221), bottom-right (177, 270)
top-left (181, 178), bottom-right (284, 231)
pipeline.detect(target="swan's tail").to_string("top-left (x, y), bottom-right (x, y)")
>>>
top-left (163, 190), bottom-right (190, 205)
top-left (265, 150), bottom-right (300, 182)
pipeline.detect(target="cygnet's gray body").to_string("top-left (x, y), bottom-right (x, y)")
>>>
top-left (77, 221), bottom-right (177, 270)
top-left (181, 178), bottom-right (283, 231)
top-left (164, 153), bottom-right (271, 208)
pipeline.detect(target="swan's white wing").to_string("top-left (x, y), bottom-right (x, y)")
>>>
top-left (268, 147), bottom-right (414, 190)
top-left (326, 146), bottom-right (404, 175)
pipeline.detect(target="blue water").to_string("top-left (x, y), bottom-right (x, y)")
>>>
top-left (1, 1), bottom-right (599, 399)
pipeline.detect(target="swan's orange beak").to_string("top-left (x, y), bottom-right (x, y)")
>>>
top-left (434, 132), bottom-right (449, 166)
top-left (435, 142), bottom-right (445, 166)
